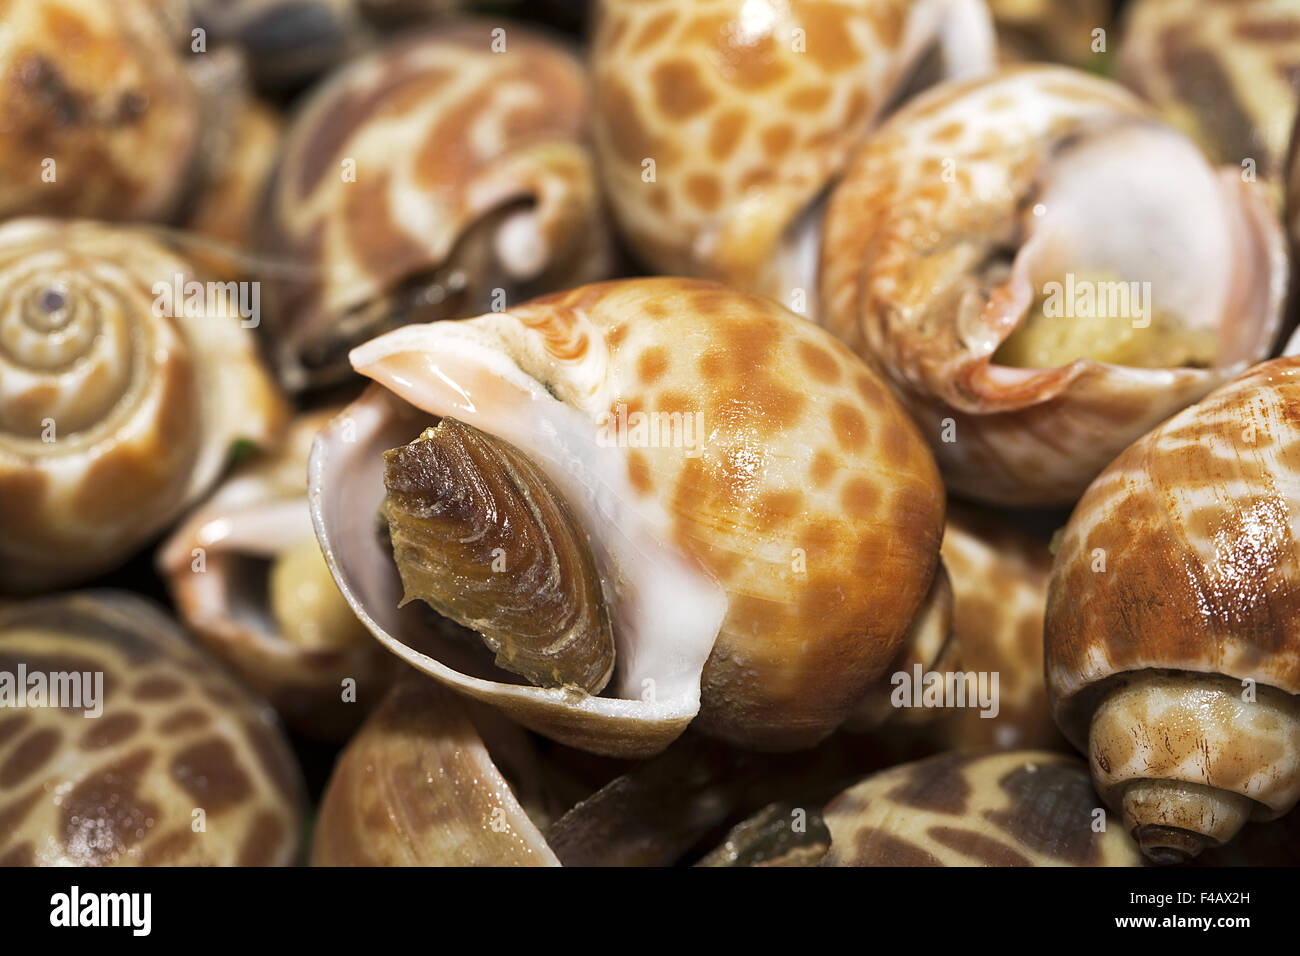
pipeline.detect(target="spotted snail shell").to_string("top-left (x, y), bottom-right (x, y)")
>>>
top-left (922, 505), bottom-right (1066, 752)
top-left (818, 750), bottom-right (1144, 866)
top-left (589, 0), bottom-right (996, 314)
top-left (1045, 357), bottom-right (1300, 863)
top-left (260, 20), bottom-right (611, 391)
top-left (820, 65), bottom-right (1288, 507)
top-left (0, 0), bottom-right (206, 222)
top-left (0, 218), bottom-right (287, 593)
top-left (158, 409), bottom-right (396, 741)
top-left (310, 278), bottom-right (946, 757)
top-left (1119, 0), bottom-right (1300, 190)
top-left (0, 592), bottom-right (306, 866)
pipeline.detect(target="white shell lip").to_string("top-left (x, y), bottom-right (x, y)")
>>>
top-left (308, 380), bottom-right (715, 758)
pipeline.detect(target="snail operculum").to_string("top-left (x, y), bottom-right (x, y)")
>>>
top-left (381, 418), bottom-right (615, 695)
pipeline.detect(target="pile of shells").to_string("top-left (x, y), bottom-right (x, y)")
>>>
top-left (1, 0), bottom-right (1299, 868)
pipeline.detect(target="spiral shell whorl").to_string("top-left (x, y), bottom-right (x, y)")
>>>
top-left (0, 219), bottom-right (284, 593)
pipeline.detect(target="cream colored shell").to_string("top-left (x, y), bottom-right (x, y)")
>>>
top-left (820, 65), bottom-right (1287, 505)
top-left (0, 219), bottom-right (286, 593)
top-left (590, 0), bottom-right (995, 310)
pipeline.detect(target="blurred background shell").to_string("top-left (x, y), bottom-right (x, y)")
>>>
top-left (0, 219), bottom-right (286, 593)
top-left (0, 592), bottom-right (305, 866)
top-left (259, 20), bottom-right (611, 390)
top-left (158, 408), bottom-right (397, 741)
top-left (589, 0), bottom-right (996, 315)
top-left (0, 0), bottom-right (205, 222)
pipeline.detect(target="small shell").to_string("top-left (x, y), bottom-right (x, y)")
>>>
top-left (1119, 0), bottom-right (1300, 188)
top-left (310, 278), bottom-right (946, 756)
top-left (0, 0), bottom-right (204, 222)
top-left (0, 592), bottom-right (306, 866)
top-left (0, 219), bottom-right (286, 593)
top-left (589, 0), bottom-right (995, 313)
top-left (821, 65), bottom-right (1288, 506)
top-left (820, 750), bottom-right (1143, 866)
top-left (158, 409), bottom-right (394, 740)
top-left (260, 21), bottom-right (611, 390)
top-left (1046, 357), bottom-right (1300, 861)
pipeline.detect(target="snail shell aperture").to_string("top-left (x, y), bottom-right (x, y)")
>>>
top-left (310, 277), bottom-right (946, 756)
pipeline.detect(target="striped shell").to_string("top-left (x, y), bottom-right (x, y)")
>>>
top-left (1119, 0), bottom-right (1300, 189)
top-left (820, 750), bottom-right (1143, 866)
top-left (260, 21), bottom-right (610, 390)
top-left (0, 219), bottom-right (286, 593)
top-left (310, 277), bottom-right (946, 756)
top-left (0, 0), bottom-right (203, 222)
top-left (1046, 356), bottom-right (1300, 860)
top-left (589, 0), bottom-right (995, 313)
top-left (820, 65), bottom-right (1287, 506)
top-left (0, 592), bottom-right (305, 866)
top-left (158, 409), bottom-right (395, 740)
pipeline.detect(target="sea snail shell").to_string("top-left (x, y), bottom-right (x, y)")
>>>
top-left (1119, 0), bottom-right (1300, 190)
top-left (589, 0), bottom-right (996, 315)
top-left (818, 750), bottom-right (1144, 866)
top-left (0, 218), bottom-right (286, 593)
top-left (260, 20), bottom-right (611, 391)
top-left (1045, 356), bottom-right (1300, 863)
top-left (310, 277), bottom-right (946, 757)
top-left (158, 409), bottom-right (395, 741)
top-left (0, 0), bottom-right (204, 223)
top-left (0, 592), bottom-right (306, 866)
top-left (820, 65), bottom-right (1288, 507)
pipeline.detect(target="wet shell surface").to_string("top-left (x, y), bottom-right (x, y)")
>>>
top-left (0, 592), bottom-right (306, 866)
top-left (0, 0), bottom-right (203, 222)
top-left (158, 408), bottom-right (395, 740)
top-left (0, 218), bottom-right (286, 593)
top-left (260, 20), bottom-right (611, 390)
top-left (590, 0), bottom-right (995, 313)
top-left (820, 750), bottom-right (1143, 866)
top-left (820, 65), bottom-right (1288, 506)
top-left (1046, 356), bottom-right (1300, 861)
top-left (310, 277), bottom-right (946, 757)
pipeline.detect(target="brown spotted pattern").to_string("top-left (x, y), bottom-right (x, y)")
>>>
top-left (260, 21), bottom-right (610, 390)
top-left (1045, 357), bottom-right (1300, 832)
top-left (916, 506), bottom-right (1067, 751)
top-left (1120, 0), bottom-right (1300, 187)
top-left (0, 592), bottom-right (304, 866)
top-left (0, 219), bottom-right (286, 593)
top-left (820, 750), bottom-right (1143, 865)
top-left (0, 0), bottom-right (202, 222)
top-left (329, 277), bottom-right (946, 755)
top-left (312, 678), bottom-right (560, 866)
top-left (158, 409), bottom-right (396, 740)
top-left (590, 0), bottom-right (995, 309)
top-left (819, 65), bottom-right (1287, 506)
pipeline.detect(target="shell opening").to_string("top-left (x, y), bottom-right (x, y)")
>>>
top-left (992, 124), bottom-right (1281, 371)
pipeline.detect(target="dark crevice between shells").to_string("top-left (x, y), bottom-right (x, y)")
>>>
top-left (381, 417), bottom-right (614, 695)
